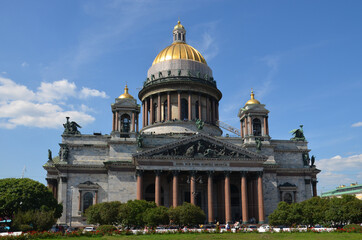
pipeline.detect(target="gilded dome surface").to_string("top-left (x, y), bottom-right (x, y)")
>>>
top-left (118, 85), bottom-right (134, 99)
top-left (245, 90), bottom-right (260, 105)
top-left (174, 20), bottom-right (184, 30)
top-left (152, 42), bottom-right (206, 65)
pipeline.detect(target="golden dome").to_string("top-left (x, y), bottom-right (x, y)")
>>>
top-left (174, 20), bottom-right (185, 30)
top-left (152, 42), bottom-right (207, 65)
top-left (118, 85), bottom-right (134, 99)
top-left (245, 89), bottom-right (260, 105)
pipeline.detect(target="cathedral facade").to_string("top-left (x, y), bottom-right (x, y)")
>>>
top-left (44, 21), bottom-right (320, 226)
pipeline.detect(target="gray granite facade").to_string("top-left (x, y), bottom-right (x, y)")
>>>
top-left (44, 21), bottom-right (320, 227)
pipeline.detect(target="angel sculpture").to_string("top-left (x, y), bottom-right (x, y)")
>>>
top-left (289, 125), bottom-right (306, 141)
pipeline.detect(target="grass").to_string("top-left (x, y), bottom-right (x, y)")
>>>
top-left (43, 232), bottom-right (361, 240)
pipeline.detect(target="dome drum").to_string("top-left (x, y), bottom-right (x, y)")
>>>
top-left (147, 59), bottom-right (213, 81)
top-left (141, 121), bottom-right (222, 136)
top-left (138, 81), bottom-right (222, 102)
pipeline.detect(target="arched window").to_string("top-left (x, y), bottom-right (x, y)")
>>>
top-left (195, 101), bottom-right (199, 119)
top-left (83, 192), bottom-right (93, 212)
top-left (231, 184), bottom-right (240, 206)
top-left (121, 114), bottom-right (130, 132)
top-left (163, 100), bottom-right (168, 121)
top-left (253, 118), bottom-right (262, 136)
top-left (283, 193), bottom-right (293, 204)
top-left (181, 98), bottom-right (188, 120)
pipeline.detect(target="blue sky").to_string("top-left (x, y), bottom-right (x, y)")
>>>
top-left (0, 0), bottom-right (361, 194)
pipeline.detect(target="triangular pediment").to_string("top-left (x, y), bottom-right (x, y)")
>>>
top-left (133, 133), bottom-right (266, 160)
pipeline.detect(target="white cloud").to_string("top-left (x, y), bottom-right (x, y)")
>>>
top-left (317, 154), bottom-right (362, 193)
top-left (352, 122), bottom-right (362, 127)
top-left (0, 77), bottom-right (36, 101)
top-left (0, 77), bottom-right (107, 129)
top-left (36, 79), bottom-right (77, 102)
top-left (80, 87), bottom-right (108, 99)
top-left (21, 62), bottom-right (29, 67)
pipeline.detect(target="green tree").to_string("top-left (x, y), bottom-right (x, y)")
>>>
top-left (0, 178), bottom-right (62, 219)
top-left (86, 201), bottom-right (122, 225)
top-left (119, 200), bottom-right (156, 227)
top-left (300, 197), bottom-right (328, 225)
top-left (13, 209), bottom-right (57, 231)
top-left (268, 201), bottom-right (292, 226)
top-left (169, 202), bottom-right (205, 227)
top-left (325, 195), bottom-right (362, 225)
top-left (143, 206), bottom-right (169, 227)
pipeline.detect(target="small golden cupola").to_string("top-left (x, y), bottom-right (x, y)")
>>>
top-left (152, 21), bottom-right (207, 65)
top-left (245, 89), bottom-right (261, 105)
top-left (118, 84), bottom-right (134, 99)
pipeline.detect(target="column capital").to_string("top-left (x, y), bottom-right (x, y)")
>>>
top-left (224, 171), bottom-right (231, 177)
top-left (207, 170), bottom-right (215, 177)
top-left (154, 170), bottom-right (162, 176)
top-left (172, 170), bottom-right (180, 176)
top-left (136, 170), bottom-right (144, 177)
top-left (257, 171), bottom-right (263, 177)
top-left (240, 171), bottom-right (248, 177)
top-left (189, 170), bottom-right (197, 177)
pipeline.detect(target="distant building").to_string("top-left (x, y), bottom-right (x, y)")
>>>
top-left (44, 21), bottom-right (320, 226)
top-left (321, 183), bottom-right (362, 200)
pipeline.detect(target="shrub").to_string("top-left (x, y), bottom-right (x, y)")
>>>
top-left (119, 200), bottom-right (156, 227)
top-left (18, 224), bottom-right (32, 232)
top-left (169, 202), bottom-right (206, 227)
top-left (13, 209), bottom-right (57, 231)
top-left (97, 225), bottom-right (117, 234)
top-left (143, 206), bottom-right (169, 227)
top-left (86, 201), bottom-right (122, 225)
top-left (343, 224), bottom-right (362, 233)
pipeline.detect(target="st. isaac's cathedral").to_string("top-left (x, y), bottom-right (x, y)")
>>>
top-left (44, 21), bottom-right (320, 226)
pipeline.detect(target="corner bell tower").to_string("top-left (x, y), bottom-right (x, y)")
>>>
top-left (111, 85), bottom-right (140, 137)
top-left (238, 90), bottom-right (270, 144)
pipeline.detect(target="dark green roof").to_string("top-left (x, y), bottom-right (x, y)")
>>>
top-left (321, 184), bottom-right (362, 197)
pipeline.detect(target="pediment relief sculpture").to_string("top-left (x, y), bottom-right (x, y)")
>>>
top-left (152, 139), bottom-right (250, 158)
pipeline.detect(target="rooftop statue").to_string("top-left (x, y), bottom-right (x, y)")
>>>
top-left (196, 119), bottom-right (204, 130)
top-left (290, 125), bottom-right (306, 141)
top-left (48, 149), bottom-right (52, 162)
top-left (63, 117), bottom-right (81, 135)
top-left (255, 138), bottom-right (262, 152)
top-left (310, 155), bottom-right (316, 167)
top-left (137, 133), bottom-right (144, 148)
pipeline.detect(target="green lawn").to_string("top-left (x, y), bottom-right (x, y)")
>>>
top-left (43, 233), bottom-right (361, 240)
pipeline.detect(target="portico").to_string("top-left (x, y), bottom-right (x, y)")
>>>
top-left (133, 133), bottom-right (267, 223)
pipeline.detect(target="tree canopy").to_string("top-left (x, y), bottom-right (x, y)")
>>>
top-left (0, 178), bottom-right (62, 219)
top-left (169, 202), bottom-right (206, 227)
top-left (269, 196), bottom-right (362, 226)
top-left (118, 200), bottom-right (157, 227)
top-left (86, 201), bottom-right (122, 225)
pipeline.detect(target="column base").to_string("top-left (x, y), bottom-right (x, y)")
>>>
top-left (258, 221), bottom-right (265, 224)
top-left (242, 221), bottom-right (248, 224)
